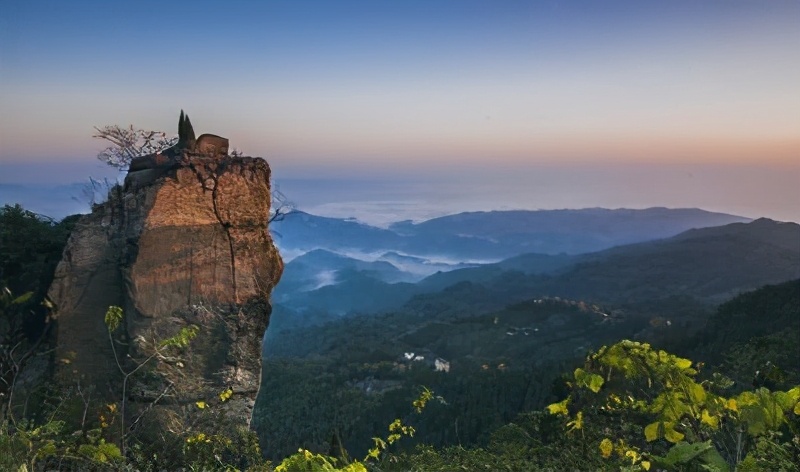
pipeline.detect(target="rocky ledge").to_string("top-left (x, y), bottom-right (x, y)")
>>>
top-left (48, 151), bottom-right (283, 435)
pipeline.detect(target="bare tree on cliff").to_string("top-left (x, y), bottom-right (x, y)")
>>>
top-left (93, 125), bottom-right (178, 170)
top-left (93, 123), bottom-right (296, 222)
top-left (270, 186), bottom-right (295, 223)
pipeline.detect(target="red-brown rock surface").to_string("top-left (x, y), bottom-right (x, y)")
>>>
top-left (48, 155), bottom-right (283, 430)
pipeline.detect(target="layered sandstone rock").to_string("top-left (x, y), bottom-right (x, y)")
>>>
top-left (48, 154), bottom-right (282, 430)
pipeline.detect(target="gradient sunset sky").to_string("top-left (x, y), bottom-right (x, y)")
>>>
top-left (1, 0), bottom-right (799, 222)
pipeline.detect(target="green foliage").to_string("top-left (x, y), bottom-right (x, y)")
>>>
top-left (0, 204), bottom-right (76, 298)
top-left (411, 387), bottom-right (434, 413)
top-left (273, 389), bottom-right (436, 472)
top-left (159, 324), bottom-right (200, 349)
top-left (545, 398), bottom-right (569, 416)
top-left (695, 279), bottom-right (800, 389)
top-left (0, 419), bottom-right (58, 471)
top-left (1, 413), bottom-right (127, 472)
top-left (648, 441), bottom-right (727, 472)
top-left (2, 289), bottom-right (33, 307)
top-left (219, 387), bottom-right (234, 402)
top-left (379, 411), bottom-right (608, 471)
top-left (377, 445), bottom-right (500, 472)
top-left (77, 439), bottom-right (123, 464)
top-left (1, 287), bottom-right (55, 421)
top-left (737, 431), bottom-right (800, 472)
top-left (101, 305), bottom-right (272, 470)
top-left (2, 389), bottom-right (274, 471)
top-left (574, 367), bottom-right (604, 393)
top-left (388, 419), bottom-right (415, 440)
top-left (276, 449), bottom-right (366, 472)
top-left (104, 306), bottom-right (123, 332)
top-left (548, 339), bottom-right (800, 471)
top-left (364, 391), bottom-right (426, 462)
top-left (182, 428), bottom-right (269, 472)
top-left (1, 205), bottom-right (75, 421)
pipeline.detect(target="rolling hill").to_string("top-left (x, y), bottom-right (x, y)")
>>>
top-left (272, 207), bottom-right (750, 261)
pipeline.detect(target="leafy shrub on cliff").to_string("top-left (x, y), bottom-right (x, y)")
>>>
top-left (1, 205), bottom-right (77, 420)
top-left (0, 204), bottom-right (77, 298)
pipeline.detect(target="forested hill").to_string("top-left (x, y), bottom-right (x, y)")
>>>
top-left (701, 278), bottom-right (800, 347)
top-left (369, 279), bottom-right (800, 471)
top-left (534, 218), bottom-right (800, 303)
top-left (691, 279), bottom-right (800, 388)
top-left (257, 278), bottom-right (800, 464)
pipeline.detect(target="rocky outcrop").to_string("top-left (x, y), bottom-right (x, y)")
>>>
top-left (48, 150), bottom-right (282, 432)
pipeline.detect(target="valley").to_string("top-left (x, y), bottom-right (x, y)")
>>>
top-left (256, 207), bottom-right (800, 462)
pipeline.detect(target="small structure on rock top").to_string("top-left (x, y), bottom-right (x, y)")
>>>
top-left (128, 110), bottom-right (229, 173)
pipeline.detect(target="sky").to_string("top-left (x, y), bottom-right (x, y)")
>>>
top-left (1, 0), bottom-right (799, 222)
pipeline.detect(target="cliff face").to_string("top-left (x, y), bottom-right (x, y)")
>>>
top-left (48, 155), bottom-right (283, 430)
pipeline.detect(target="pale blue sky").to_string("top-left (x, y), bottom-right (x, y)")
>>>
top-left (1, 0), bottom-right (798, 221)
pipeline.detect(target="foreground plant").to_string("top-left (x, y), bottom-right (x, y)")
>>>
top-left (275, 387), bottom-right (440, 472)
top-left (548, 340), bottom-right (800, 471)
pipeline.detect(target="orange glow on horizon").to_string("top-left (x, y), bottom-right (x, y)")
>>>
top-left (250, 132), bottom-right (800, 170)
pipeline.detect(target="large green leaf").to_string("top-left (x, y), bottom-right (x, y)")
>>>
top-left (774, 391), bottom-right (796, 411)
top-left (674, 357), bottom-right (693, 370)
top-left (652, 441), bottom-right (712, 467)
top-left (664, 423), bottom-right (685, 443)
top-left (697, 445), bottom-right (730, 472)
top-left (11, 291), bottom-right (33, 305)
top-left (644, 422), bottom-right (660, 442)
top-left (546, 398), bottom-right (569, 416)
top-left (689, 382), bottom-right (707, 404)
top-left (574, 368), bottom-right (605, 393)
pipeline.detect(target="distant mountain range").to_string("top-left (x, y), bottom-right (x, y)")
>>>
top-left (409, 217), bottom-right (798, 306)
top-left (267, 209), bottom-right (800, 332)
top-left (272, 207), bottom-right (750, 261)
